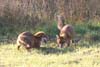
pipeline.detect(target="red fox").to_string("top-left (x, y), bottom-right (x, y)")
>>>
top-left (56, 24), bottom-right (75, 48)
top-left (17, 31), bottom-right (48, 51)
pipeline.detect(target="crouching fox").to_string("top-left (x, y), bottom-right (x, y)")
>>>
top-left (17, 31), bottom-right (48, 51)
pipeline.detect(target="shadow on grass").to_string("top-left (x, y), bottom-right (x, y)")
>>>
top-left (36, 40), bottom-right (100, 55)
top-left (32, 46), bottom-right (76, 55)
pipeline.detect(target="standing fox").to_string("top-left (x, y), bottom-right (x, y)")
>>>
top-left (56, 24), bottom-right (75, 48)
top-left (56, 15), bottom-right (75, 48)
top-left (17, 31), bottom-right (48, 51)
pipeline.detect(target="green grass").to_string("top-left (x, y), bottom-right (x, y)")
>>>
top-left (0, 41), bottom-right (100, 67)
top-left (0, 21), bottom-right (100, 67)
top-left (0, 21), bottom-right (100, 43)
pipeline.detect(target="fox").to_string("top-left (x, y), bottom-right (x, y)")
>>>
top-left (17, 31), bottom-right (48, 51)
top-left (56, 24), bottom-right (75, 48)
top-left (56, 15), bottom-right (75, 48)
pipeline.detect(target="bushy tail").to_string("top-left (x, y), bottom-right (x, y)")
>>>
top-left (57, 15), bottom-right (65, 31)
top-left (34, 31), bottom-right (46, 37)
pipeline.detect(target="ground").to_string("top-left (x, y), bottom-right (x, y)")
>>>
top-left (0, 41), bottom-right (100, 67)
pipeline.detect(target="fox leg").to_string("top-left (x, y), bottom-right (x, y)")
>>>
top-left (58, 44), bottom-right (62, 48)
top-left (17, 45), bottom-right (21, 50)
top-left (17, 40), bottom-right (22, 50)
top-left (65, 39), bottom-right (70, 47)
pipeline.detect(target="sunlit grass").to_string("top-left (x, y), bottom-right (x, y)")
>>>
top-left (0, 41), bottom-right (100, 67)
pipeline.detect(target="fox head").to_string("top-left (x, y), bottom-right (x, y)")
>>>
top-left (56, 35), bottom-right (65, 48)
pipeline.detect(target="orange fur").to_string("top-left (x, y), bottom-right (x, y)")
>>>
top-left (17, 31), bottom-right (48, 51)
top-left (56, 24), bottom-right (75, 48)
top-left (57, 15), bottom-right (65, 31)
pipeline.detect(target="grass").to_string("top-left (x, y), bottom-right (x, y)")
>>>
top-left (0, 21), bottom-right (100, 43)
top-left (0, 21), bottom-right (100, 67)
top-left (0, 41), bottom-right (100, 67)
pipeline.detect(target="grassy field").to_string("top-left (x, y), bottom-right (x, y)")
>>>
top-left (0, 41), bottom-right (100, 67)
top-left (0, 22), bottom-right (100, 67)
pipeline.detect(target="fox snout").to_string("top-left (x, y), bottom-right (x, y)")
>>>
top-left (42, 37), bottom-right (48, 43)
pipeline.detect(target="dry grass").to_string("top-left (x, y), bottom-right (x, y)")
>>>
top-left (0, 41), bottom-right (100, 67)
